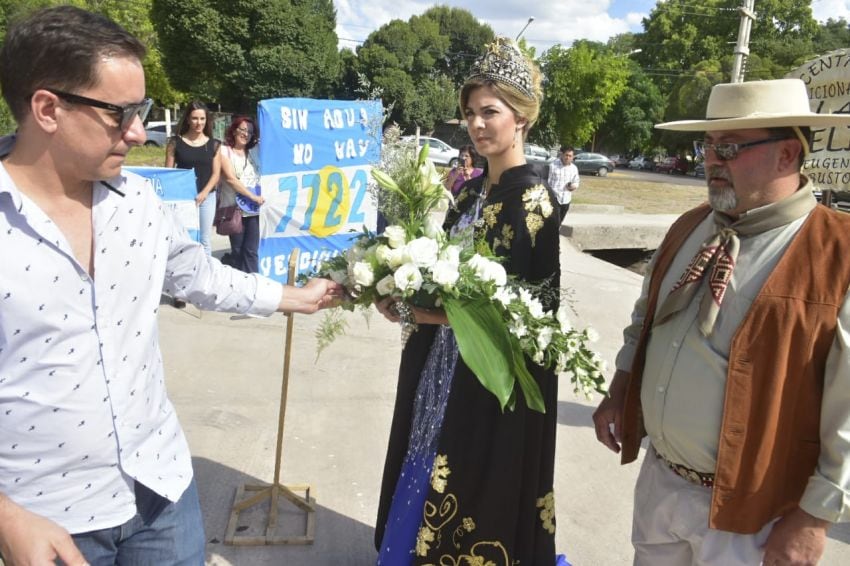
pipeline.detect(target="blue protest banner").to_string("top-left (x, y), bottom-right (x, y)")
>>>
top-left (257, 98), bottom-right (382, 283)
top-left (124, 166), bottom-right (200, 242)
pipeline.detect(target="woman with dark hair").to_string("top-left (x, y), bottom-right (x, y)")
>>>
top-left (443, 144), bottom-right (483, 196)
top-left (218, 116), bottom-right (264, 273)
top-left (374, 37), bottom-right (561, 565)
top-left (165, 101), bottom-right (221, 256)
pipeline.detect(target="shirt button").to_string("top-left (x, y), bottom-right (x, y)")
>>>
top-left (657, 386), bottom-right (665, 393)
top-left (672, 341), bottom-right (680, 348)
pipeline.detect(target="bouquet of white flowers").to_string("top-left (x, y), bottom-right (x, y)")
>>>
top-left (312, 132), bottom-right (606, 412)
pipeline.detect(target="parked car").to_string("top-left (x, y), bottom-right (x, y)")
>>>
top-left (609, 154), bottom-right (630, 168)
top-left (628, 156), bottom-right (655, 171)
top-left (655, 156), bottom-right (690, 175)
top-left (524, 143), bottom-right (552, 177)
top-left (401, 136), bottom-right (460, 167)
top-left (573, 152), bottom-right (616, 177)
top-left (144, 121), bottom-right (177, 147)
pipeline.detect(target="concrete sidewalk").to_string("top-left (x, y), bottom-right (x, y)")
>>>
top-left (159, 233), bottom-right (850, 565)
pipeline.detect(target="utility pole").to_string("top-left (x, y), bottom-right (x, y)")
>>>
top-left (731, 0), bottom-right (756, 83)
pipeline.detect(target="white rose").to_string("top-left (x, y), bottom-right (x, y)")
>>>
top-left (431, 260), bottom-right (460, 287)
top-left (352, 261), bottom-right (375, 287)
top-left (478, 261), bottom-right (507, 286)
top-left (405, 237), bottom-right (439, 269)
top-left (439, 245), bottom-right (461, 266)
top-left (394, 263), bottom-right (423, 292)
top-left (467, 253), bottom-right (488, 273)
top-left (376, 274), bottom-right (395, 296)
top-left (384, 225), bottom-right (407, 249)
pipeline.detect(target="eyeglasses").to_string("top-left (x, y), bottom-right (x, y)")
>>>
top-left (694, 137), bottom-right (790, 161)
top-left (236, 128), bottom-right (254, 136)
top-left (44, 88), bottom-right (153, 131)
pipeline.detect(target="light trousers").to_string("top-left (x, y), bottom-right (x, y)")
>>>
top-left (633, 448), bottom-right (774, 566)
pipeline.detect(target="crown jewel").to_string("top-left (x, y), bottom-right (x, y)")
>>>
top-left (467, 37), bottom-right (534, 100)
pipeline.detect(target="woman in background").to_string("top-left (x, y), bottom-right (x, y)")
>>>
top-left (218, 116), bottom-right (264, 273)
top-left (166, 101), bottom-right (221, 256)
top-left (443, 144), bottom-right (482, 196)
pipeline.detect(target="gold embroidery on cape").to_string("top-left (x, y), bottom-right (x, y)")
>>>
top-left (536, 491), bottom-right (556, 534)
top-left (525, 212), bottom-right (544, 246)
top-left (482, 203), bottom-right (503, 229)
top-left (417, 454), bottom-right (513, 565)
top-left (523, 184), bottom-right (554, 218)
top-left (431, 454), bottom-right (451, 493)
top-left (493, 224), bottom-right (514, 252)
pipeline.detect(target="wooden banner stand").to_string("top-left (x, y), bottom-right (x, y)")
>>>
top-left (224, 249), bottom-right (316, 545)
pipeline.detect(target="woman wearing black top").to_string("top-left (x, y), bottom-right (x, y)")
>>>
top-left (165, 101), bottom-right (221, 255)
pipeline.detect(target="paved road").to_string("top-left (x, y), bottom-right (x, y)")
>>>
top-left (155, 232), bottom-right (850, 565)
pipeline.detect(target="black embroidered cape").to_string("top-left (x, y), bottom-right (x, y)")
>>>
top-left (375, 164), bottom-right (562, 565)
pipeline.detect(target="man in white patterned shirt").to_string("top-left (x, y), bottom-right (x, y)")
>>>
top-left (546, 145), bottom-right (580, 222)
top-left (0, 7), bottom-right (340, 565)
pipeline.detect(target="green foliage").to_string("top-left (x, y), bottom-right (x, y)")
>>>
top-left (352, 7), bottom-right (492, 133)
top-left (539, 41), bottom-right (631, 148)
top-left (595, 63), bottom-right (665, 155)
top-left (151, 0), bottom-right (339, 113)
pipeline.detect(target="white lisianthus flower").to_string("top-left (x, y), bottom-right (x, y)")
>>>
top-left (385, 247), bottom-right (406, 269)
top-left (406, 237), bottom-right (439, 268)
top-left (431, 260), bottom-right (460, 287)
top-left (525, 297), bottom-right (545, 319)
top-left (375, 244), bottom-right (392, 265)
top-left (533, 350), bottom-right (545, 364)
top-left (586, 327), bottom-right (600, 343)
top-left (376, 274), bottom-right (395, 296)
top-left (384, 225), bottom-right (407, 249)
top-left (536, 326), bottom-right (554, 351)
top-left (478, 261), bottom-right (507, 286)
top-left (467, 253), bottom-right (488, 273)
top-left (352, 261), bottom-right (375, 287)
top-left (394, 263), bottom-right (423, 292)
top-left (439, 245), bottom-right (461, 266)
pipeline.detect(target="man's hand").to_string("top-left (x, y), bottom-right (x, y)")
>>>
top-left (592, 369), bottom-right (630, 454)
top-left (278, 278), bottom-right (344, 314)
top-left (762, 507), bottom-right (828, 566)
top-left (0, 495), bottom-right (88, 566)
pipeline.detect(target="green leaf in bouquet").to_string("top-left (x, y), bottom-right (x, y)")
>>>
top-left (371, 169), bottom-right (402, 193)
top-left (509, 337), bottom-right (546, 413)
top-left (444, 296), bottom-right (515, 412)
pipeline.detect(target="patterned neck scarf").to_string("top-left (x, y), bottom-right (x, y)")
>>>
top-left (654, 188), bottom-right (816, 336)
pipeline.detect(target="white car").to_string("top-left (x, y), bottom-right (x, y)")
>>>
top-left (144, 121), bottom-right (177, 147)
top-left (401, 136), bottom-right (460, 167)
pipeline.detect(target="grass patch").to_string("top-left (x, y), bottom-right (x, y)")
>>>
top-left (126, 145), bottom-right (166, 167)
top-left (574, 174), bottom-right (707, 214)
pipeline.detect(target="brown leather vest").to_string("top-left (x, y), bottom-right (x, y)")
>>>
top-left (621, 202), bottom-right (850, 533)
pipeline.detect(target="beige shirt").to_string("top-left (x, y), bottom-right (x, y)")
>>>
top-left (616, 199), bottom-right (850, 523)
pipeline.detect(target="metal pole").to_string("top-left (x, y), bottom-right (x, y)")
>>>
top-left (516, 17), bottom-right (534, 42)
top-left (731, 0), bottom-right (756, 83)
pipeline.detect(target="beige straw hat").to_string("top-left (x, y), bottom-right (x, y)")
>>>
top-left (656, 79), bottom-right (850, 131)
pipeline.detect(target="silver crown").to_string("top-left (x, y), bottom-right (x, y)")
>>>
top-left (467, 37), bottom-right (534, 100)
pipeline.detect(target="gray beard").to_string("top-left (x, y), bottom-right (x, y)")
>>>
top-left (709, 185), bottom-right (738, 211)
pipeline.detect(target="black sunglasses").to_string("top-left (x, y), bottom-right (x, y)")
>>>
top-left (44, 88), bottom-right (153, 131)
top-left (695, 137), bottom-right (790, 161)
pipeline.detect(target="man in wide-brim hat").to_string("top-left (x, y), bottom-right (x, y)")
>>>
top-left (594, 78), bottom-right (850, 565)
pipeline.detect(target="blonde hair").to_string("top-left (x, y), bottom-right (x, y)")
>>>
top-left (459, 58), bottom-right (543, 139)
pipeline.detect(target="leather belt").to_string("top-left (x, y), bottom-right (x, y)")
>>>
top-left (655, 448), bottom-right (715, 488)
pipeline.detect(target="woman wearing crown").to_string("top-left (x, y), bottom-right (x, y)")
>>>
top-left (374, 38), bottom-right (561, 565)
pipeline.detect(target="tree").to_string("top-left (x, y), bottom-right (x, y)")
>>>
top-left (538, 41), bottom-right (631, 149)
top-left (151, 0), bottom-right (339, 113)
top-left (595, 64), bottom-right (665, 155)
top-left (814, 18), bottom-right (850, 53)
